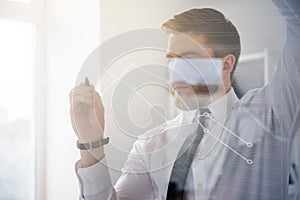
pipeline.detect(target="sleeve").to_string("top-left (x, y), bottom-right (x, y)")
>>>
top-left (288, 129), bottom-right (300, 198)
top-left (259, 0), bottom-right (300, 138)
top-left (114, 141), bottom-right (156, 200)
top-left (75, 141), bottom-right (156, 200)
top-left (75, 157), bottom-right (117, 200)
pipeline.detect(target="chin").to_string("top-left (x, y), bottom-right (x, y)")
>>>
top-left (172, 93), bottom-right (211, 111)
top-left (169, 84), bottom-right (219, 111)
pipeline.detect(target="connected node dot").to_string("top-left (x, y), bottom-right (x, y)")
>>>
top-left (247, 143), bottom-right (253, 148)
top-left (204, 112), bottom-right (209, 117)
top-left (246, 159), bottom-right (253, 165)
top-left (203, 128), bottom-right (209, 133)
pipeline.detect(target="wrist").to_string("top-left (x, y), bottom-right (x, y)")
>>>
top-left (77, 133), bottom-right (104, 143)
top-left (80, 147), bottom-right (105, 168)
top-left (77, 137), bottom-right (109, 150)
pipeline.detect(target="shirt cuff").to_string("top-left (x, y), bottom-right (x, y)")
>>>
top-left (75, 157), bottom-right (113, 197)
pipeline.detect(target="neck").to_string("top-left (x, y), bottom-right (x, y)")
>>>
top-left (225, 85), bottom-right (232, 94)
top-left (208, 84), bottom-right (231, 105)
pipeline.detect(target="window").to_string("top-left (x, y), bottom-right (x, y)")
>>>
top-left (0, 0), bottom-right (44, 199)
top-left (0, 18), bottom-right (35, 200)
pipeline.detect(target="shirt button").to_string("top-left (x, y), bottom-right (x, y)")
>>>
top-left (86, 179), bottom-right (91, 185)
top-left (197, 183), bottom-right (203, 189)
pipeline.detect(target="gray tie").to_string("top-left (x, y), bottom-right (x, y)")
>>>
top-left (166, 108), bottom-right (211, 200)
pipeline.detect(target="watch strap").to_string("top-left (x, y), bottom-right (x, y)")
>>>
top-left (77, 137), bottom-right (109, 150)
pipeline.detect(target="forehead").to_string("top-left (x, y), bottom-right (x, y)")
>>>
top-left (166, 33), bottom-right (213, 58)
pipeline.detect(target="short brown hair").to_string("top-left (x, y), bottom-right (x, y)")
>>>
top-left (162, 8), bottom-right (241, 81)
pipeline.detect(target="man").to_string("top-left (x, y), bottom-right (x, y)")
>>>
top-left (69, 0), bottom-right (300, 199)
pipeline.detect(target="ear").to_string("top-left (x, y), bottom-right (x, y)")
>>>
top-left (222, 54), bottom-right (236, 76)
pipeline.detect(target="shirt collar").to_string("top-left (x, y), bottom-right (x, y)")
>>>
top-left (185, 87), bottom-right (239, 124)
top-left (207, 87), bottom-right (239, 122)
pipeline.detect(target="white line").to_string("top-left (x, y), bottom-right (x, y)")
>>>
top-left (104, 64), bottom-right (253, 163)
top-left (105, 70), bottom-right (169, 122)
top-left (102, 64), bottom-right (136, 95)
top-left (196, 117), bottom-right (252, 164)
top-left (208, 116), bottom-right (252, 147)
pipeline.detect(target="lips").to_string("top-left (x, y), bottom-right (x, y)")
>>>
top-left (172, 83), bottom-right (189, 90)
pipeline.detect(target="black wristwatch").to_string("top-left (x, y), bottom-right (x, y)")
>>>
top-left (77, 137), bottom-right (110, 150)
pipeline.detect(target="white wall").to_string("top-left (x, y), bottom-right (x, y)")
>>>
top-left (45, 0), bottom-right (100, 199)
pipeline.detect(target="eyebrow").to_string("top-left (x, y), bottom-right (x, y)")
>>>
top-left (165, 51), bottom-right (201, 59)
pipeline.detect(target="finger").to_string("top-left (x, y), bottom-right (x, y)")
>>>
top-left (94, 92), bottom-right (104, 110)
top-left (74, 85), bottom-right (93, 92)
top-left (73, 83), bottom-right (93, 91)
top-left (90, 85), bottom-right (103, 104)
top-left (71, 86), bottom-right (92, 95)
top-left (69, 89), bottom-right (93, 103)
top-left (70, 90), bottom-right (93, 99)
top-left (91, 91), bottom-right (104, 112)
top-left (70, 94), bottom-right (93, 106)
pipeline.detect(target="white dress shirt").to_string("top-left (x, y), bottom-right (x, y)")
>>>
top-left (75, 0), bottom-right (300, 199)
top-left (183, 88), bottom-right (238, 199)
top-left (76, 89), bottom-right (238, 200)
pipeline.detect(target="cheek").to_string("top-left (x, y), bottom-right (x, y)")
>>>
top-left (220, 69), bottom-right (228, 81)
